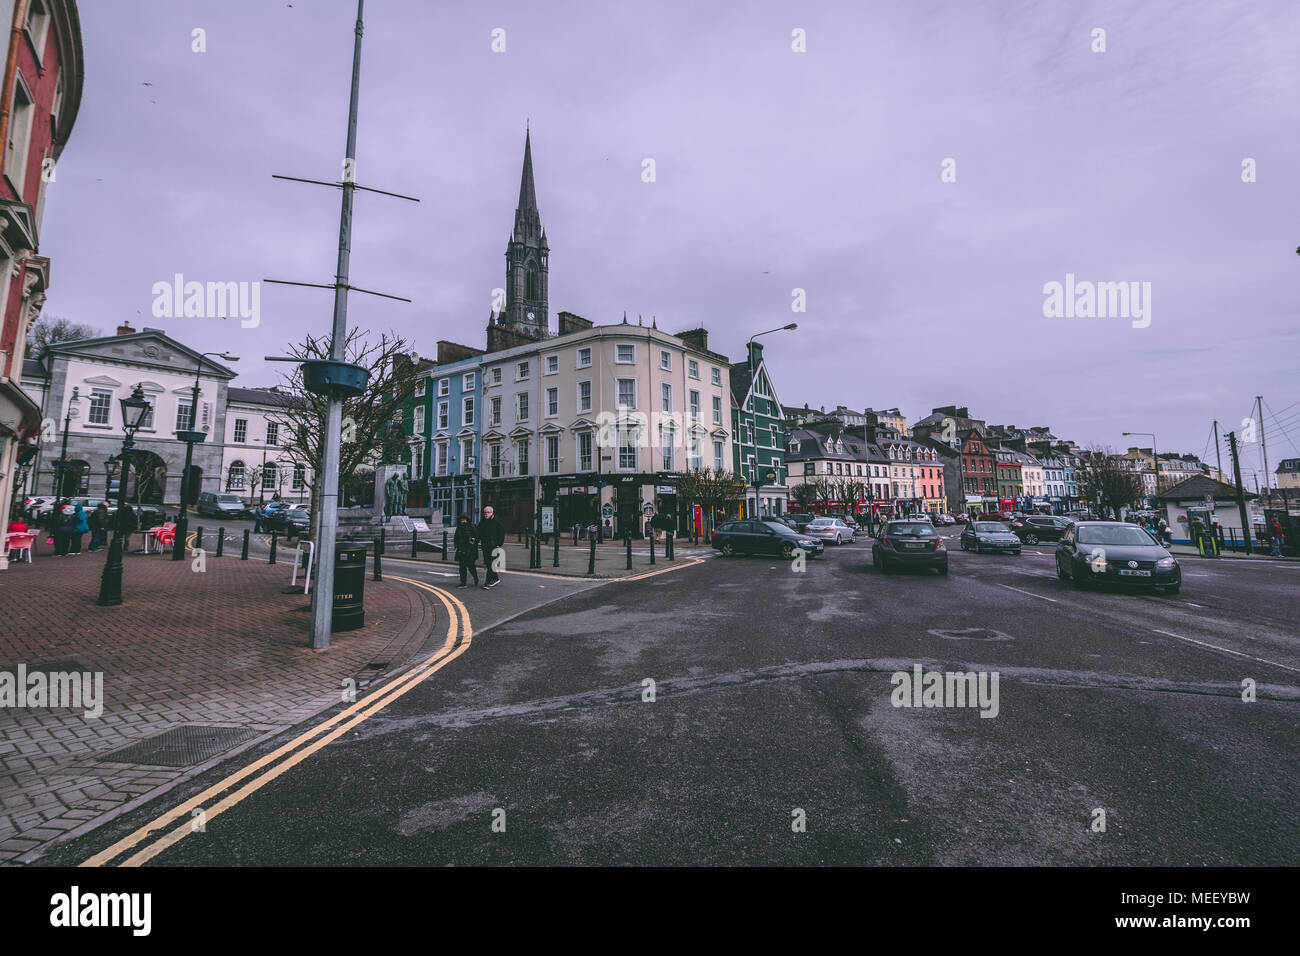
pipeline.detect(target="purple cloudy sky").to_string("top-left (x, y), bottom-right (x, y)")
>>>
top-left (38, 0), bottom-right (1300, 485)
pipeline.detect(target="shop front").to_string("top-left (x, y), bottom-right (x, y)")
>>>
top-left (428, 473), bottom-right (478, 526)
top-left (479, 477), bottom-right (534, 533)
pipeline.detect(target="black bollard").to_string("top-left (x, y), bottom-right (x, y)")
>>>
top-left (411, 530), bottom-right (418, 559)
top-left (625, 534), bottom-right (632, 570)
top-left (241, 529), bottom-right (250, 560)
top-left (553, 528), bottom-right (560, 567)
top-left (649, 533), bottom-right (656, 565)
top-left (269, 532), bottom-right (277, 565)
top-left (216, 530), bottom-right (224, 558)
top-left (195, 527), bottom-right (204, 552)
top-left (667, 531), bottom-right (674, 560)
top-left (442, 530), bottom-right (449, 561)
top-left (380, 527), bottom-right (386, 553)
top-left (588, 535), bottom-right (597, 575)
top-left (373, 537), bottom-right (383, 581)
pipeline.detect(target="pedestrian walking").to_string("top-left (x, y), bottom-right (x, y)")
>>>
top-left (116, 503), bottom-right (138, 553)
top-left (476, 505), bottom-right (505, 589)
top-left (53, 501), bottom-right (75, 556)
top-left (67, 501), bottom-right (88, 554)
top-left (1269, 518), bottom-right (1285, 557)
top-left (453, 515), bottom-right (480, 588)
top-left (88, 502), bottom-right (109, 551)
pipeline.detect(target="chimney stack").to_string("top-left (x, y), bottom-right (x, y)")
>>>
top-left (116, 321), bottom-right (135, 336)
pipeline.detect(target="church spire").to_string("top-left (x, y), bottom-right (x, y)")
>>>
top-left (517, 127), bottom-right (538, 216)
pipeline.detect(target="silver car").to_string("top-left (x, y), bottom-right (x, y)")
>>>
top-left (805, 516), bottom-right (857, 544)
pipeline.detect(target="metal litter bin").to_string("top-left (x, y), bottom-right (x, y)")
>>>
top-left (332, 544), bottom-right (366, 631)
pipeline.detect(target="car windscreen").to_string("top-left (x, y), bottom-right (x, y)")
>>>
top-left (808, 518), bottom-right (832, 526)
top-left (217, 496), bottom-right (242, 503)
top-left (286, 510), bottom-right (309, 519)
top-left (885, 523), bottom-right (934, 537)
top-left (974, 522), bottom-right (1009, 532)
top-left (1077, 526), bottom-right (1157, 546)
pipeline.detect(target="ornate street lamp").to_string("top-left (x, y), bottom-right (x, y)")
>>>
top-left (173, 351), bottom-right (239, 559)
top-left (97, 385), bottom-right (153, 606)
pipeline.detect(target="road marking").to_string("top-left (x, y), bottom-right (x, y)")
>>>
top-left (1150, 629), bottom-right (1300, 675)
top-left (81, 578), bottom-right (471, 867)
top-left (994, 583), bottom-right (1058, 603)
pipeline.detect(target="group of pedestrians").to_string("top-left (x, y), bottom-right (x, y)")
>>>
top-left (452, 505), bottom-right (506, 589)
top-left (15, 499), bottom-right (142, 558)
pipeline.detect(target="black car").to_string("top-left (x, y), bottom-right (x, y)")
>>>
top-left (959, 521), bottom-right (1021, 554)
top-left (269, 508), bottom-right (311, 537)
top-left (713, 519), bottom-right (823, 558)
top-left (872, 519), bottom-right (948, 574)
top-left (1009, 515), bottom-right (1071, 544)
top-left (1055, 521), bottom-right (1181, 594)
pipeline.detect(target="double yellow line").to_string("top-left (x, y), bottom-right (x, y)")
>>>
top-left (81, 576), bottom-right (470, 867)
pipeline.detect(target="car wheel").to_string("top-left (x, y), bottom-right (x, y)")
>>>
top-left (1056, 558), bottom-right (1069, 580)
top-left (1164, 583), bottom-right (1181, 595)
top-left (781, 542), bottom-right (795, 559)
top-left (975, 543), bottom-right (983, 554)
top-left (834, 535), bottom-right (842, 545)
top-left (960, 538), bottom-right (967, 551)
top-left (719, 542), bottom-right (734, 557)
top-left (880, 558), bottom-right (892, 574)
top-left (1024, 533), bottom-right (1039, 545)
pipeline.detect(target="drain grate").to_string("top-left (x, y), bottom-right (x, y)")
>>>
top-left (101, 725), bottom-right (259, 768)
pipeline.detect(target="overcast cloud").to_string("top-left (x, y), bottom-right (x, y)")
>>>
top-left (37, 0), bottom-right (1300, 484)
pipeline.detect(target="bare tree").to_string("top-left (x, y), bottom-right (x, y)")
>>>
top-left (1075, 445), bottom-right (1143, 519)
top-left (272, 329), bottom-right (420, 540)
top-left (26, 315), bottom-right (100, 359)
top-left (789, 480), bottom-right (819, 513)
top-left (677, 468), bottom-right (746, 541)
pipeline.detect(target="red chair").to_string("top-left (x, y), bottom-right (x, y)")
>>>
top-left (146, 522), bottom-right (177, 552)
top-left (5, 531), bottom-right (35, 563)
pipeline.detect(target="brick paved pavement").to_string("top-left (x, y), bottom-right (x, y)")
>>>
top-left (0, 536), bottom-right (435, 864)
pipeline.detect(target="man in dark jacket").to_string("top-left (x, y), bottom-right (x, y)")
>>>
top-left (453, 515), bottom-right (479, 588)
top-left (475, 505), bottom-right (505, 589)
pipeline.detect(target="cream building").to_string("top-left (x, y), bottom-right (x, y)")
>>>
top-left (476, 315), bottom-right (732, 536)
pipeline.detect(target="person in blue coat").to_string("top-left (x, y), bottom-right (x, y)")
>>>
top-left (69, 502), bottom-right (89, 555)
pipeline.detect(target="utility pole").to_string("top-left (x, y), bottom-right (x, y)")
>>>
top-left (1226, 431), bottom-right (1253, 554)
top-left (1212, 420), bottom-right (1222, 480)
top-left (265, 0), bottom-right (416, 649)
top-left (1256, 396), bottom-right (1271, 507)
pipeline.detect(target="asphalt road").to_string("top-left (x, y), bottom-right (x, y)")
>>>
top-left (51, 529), bottom-right (1300, 866)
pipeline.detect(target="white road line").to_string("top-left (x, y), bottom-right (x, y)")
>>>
top-left (995, 583), bottom-right (1058, 603)
top-left (1150, 629), bottom-right (1300, 675)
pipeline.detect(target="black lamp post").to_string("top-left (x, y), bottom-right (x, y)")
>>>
top-left (50, 387), bottom-right (80, 497)
top-left (173, 351), bottom-right (239, 559)
top-left (97, 385), bottom-right (153, 607)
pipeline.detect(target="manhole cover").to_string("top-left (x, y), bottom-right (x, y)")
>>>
top-left (102, 725), bottom-right (259, 767)
top-left (926, 627), bottom-right (1013, 642)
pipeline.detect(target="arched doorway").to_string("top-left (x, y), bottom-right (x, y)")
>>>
top-left (56, 459), bottom-right (89, 497)
top-left (106, 450), bottom-right (168, 505)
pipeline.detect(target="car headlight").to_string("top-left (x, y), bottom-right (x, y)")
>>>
top-left (1156, 556), bottom-right (1177, 569)
top-left (799, 539), bottom-right (815, 546)
top-left (978, 537), bottom-right (990, 544)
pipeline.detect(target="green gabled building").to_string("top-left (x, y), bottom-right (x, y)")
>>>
top-left (730, 341), bottom-right (788, 517)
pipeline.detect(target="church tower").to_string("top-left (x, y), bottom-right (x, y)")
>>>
top-left (501, 128), bottom-right (549, 337)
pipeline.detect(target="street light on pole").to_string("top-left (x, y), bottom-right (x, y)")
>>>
top-left (97, 385), bottom-right (153, 606)
top-left (173, 351), bottom-right (239, 560)
top-left (745, 323), bottom-right (796, 518)
top-left (51, 386), bottom-right (80, 497)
